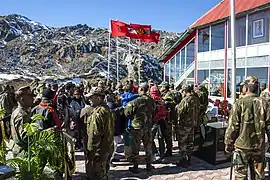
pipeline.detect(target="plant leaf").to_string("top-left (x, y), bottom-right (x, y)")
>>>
top-left (24, 123), bottom-right (38, 136)
top-left (31, 114), bottom-right (47, 122)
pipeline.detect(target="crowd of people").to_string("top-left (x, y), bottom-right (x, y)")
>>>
top-left (1, 75), bottom-right (270, 180)
top-left (0, 78), bottom-right (209, 179)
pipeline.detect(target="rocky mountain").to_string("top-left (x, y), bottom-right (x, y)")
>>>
top-left (0, 14), bottom-right (180, 84)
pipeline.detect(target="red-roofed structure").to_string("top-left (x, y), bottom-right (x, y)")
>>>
top-left (160, 0), bottom-right (270, 101)
top-left (191, 0), bottom-right (270, 28)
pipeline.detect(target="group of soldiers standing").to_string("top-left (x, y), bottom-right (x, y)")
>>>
top-left (0, 78), bottom-right (210, 180)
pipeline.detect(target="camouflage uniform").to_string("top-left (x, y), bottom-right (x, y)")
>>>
top-left (124, 94), bottom-right (155, 166)
top-left (177, 93), bottom-right (199, 161)
top-left (161, 90), bottom-right (177, 153)
top-left (86, 103), bottom-right (114, 180)
top-left (225, 78), bottom-right (270, 180)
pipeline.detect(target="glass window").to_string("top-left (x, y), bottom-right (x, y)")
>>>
top-left (247, 67), bottom-right (268, 83)
top-left (181, 48), bottom-right (185, 75)
top-left (165, 62), bottom-right (170, 82)
top-left (210, 69), bottom-right (225, 97)
top-left (227, 68), bottom-right (245, 98)
top-left (211, 23), bottom-right (225, 50)
top-left (176, 52), bottom-right (181, 80)
top-left (186, 40), bottom-right (195, 68)
top-left (170, 57), bottom-right (176, 83)
top-left (248, 11), bottom-right (269, 45)
top-left (187, 70), bottom-right (194, 78)
top-left (228, 17), bottom-right (247, 47)
top-left (198, 27), bottom-right (210, 52)
top-left (197, 70), bottom-right (210, 92)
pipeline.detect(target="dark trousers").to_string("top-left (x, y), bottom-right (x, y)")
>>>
top-left (151, 119), bottom-right (166, 157)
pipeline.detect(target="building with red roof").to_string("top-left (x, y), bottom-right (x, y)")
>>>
top-left (160, 0), bottom-right (270, 100)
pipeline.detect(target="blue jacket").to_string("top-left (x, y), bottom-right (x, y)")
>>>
top-left (121, 92), bottom-right (139, 107)
top-left (121, 92), bottom-right (139, 128)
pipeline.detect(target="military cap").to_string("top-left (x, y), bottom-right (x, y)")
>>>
top-left (240, 76), bottom-right (258, 86)
top-left (158, 81), bottom-right (169, 87)
top-left (85, 87), bottom-right (105, 97)
top-left (15, 86), bottom-right (34, 97)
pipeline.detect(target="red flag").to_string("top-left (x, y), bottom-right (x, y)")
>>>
top-left (140, 31), bottom-right (160, 44)
top-left (127, 23), bottom-right (151, 39)
top-left (111, 20), bottom-right (129, 37)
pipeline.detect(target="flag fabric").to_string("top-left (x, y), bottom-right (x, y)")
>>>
top-left (111, 20), bottom-right (129, 37)
top-left (127, 23), bottom-right (151, 39)
top-left (140, 31), bottom-right (160, 44)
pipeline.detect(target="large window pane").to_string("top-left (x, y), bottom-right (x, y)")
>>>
top-left (181, 48), bottom-right (185, 75)
top-left (165, 62), bottom-right (170, 82)
top-left (247, 67), bottom-right (268, 83)
top-left (228, 17), bottom-right (246, 47)
top-left (227, 68), bottom-right (245, 98)
top-left (198, 69), bottom-right (210, 92)
top-left (176, 52), bottom-right (181, 80)
top-left (211, 23), bottom-right (225, 50)
top-left (248, 11), bottom-right (269, 45)
top-left (210, 69), bottom-right (225, 97)
top-left (198, 27), bottom-right (210, 52)
top-left (186, 40), bottom-right (195, 68)
top-left (170, 57), bottom-right (176, 83)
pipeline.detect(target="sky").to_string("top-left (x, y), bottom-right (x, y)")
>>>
top-left (1, 0), bottom-right (221, 32)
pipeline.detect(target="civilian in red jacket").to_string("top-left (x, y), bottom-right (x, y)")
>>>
top-left (150, 86), bottom-right (167, 159)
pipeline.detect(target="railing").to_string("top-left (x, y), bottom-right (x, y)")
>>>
top-left (174, 61), bottom-right (195, 88)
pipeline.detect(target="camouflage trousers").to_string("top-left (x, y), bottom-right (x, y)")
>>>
top-left (233, 149), bottom-right (265, 180)
top-left (176, 126), bottom-right (194, 158)
top-left (85, 152), bottom-right (110, 180)
top-left (164, 119), bottom-right (173, 151)
top-left (131, 128), bottom-right (152, 165)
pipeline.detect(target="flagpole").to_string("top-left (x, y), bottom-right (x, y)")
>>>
top-left (107, 20), bottom-right (111, 84)
top-left (129, 37), bottom-right (131, 54)
top-left (116, 37), bottom-right (119, 82)
top-left (138, 39), bottom-right (141, 84)
top-left (230, 0), bottom-right (236, 102)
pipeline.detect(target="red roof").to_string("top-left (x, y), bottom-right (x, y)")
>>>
top-left (190, 0), bottom-right (270, 28)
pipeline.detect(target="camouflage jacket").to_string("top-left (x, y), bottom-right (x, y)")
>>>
top-left (177, 94), bottom-right (199, 128)
top-left (10, 105), bottom-right (31, 149)
top-left (87, 104), bottom-right (114, 161)
top-left (0, 92), bottom-right (14, 115)
top-left (161, 91), bottom-right (177, 123)
top-left (196, 90), bottom-right (208, 115)
top-left (124, 94), bottom-right (155, 129)
top-left (225, 93), bottom-right (270, 151)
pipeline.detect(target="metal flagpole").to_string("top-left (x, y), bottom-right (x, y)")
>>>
top-left (116, 37), bottom-right (119, 82)
top-left (107, 20), bottom-right (111, 84)
top-left (138, 39), bottom-right (141, 84)
top-left (129, 37), bottom-right (131, 54)
top-left (230, 0), bottom-right (236, 102)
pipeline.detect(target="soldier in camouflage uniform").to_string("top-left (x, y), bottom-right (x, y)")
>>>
top-left (86, 87), bottom-right (114, 180)
top-left (159, 81), bottom-right (176, 156)
top-left (176, 85), bottom-right (199, 168)
top-left (225, 76), bottom-right (270, 180)
top-left (10, 86), bottom-right (34, 157)
top-left (194, 84), bottom-right (208, 127)
top-left (124, 83), bottom-right (155, 173)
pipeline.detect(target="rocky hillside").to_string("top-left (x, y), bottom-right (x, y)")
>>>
top-left (0, 14), bottom-right (180, 83)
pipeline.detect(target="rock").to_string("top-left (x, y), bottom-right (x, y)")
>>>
top-left (0, 14), bottom-right (181, 83)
